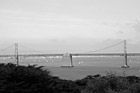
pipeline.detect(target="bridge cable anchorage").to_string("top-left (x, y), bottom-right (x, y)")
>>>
top-left (86, 40), bottom-right (124, 53)
top-left (0, 44), bottom-right (15, 52)
top-left (18, 44), bottom-right (45, 54)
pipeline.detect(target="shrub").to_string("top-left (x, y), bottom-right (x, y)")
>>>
top-left (0, 63), bottom-right (52, 93)
top-left (81, 73), bottom-right (140, 93)
top-left (0, 63), bottom-right (80, 93)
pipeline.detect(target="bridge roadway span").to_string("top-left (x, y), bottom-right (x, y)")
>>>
top-left (0, 53), bottom-right (140, 57)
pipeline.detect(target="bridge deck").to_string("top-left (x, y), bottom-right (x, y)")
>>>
top-left (0, 53), bottom-right (140, 57)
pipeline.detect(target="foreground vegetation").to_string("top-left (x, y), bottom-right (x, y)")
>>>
top-left (0, 63), bottom-right (140, 93)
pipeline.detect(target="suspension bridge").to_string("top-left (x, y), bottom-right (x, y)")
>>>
top-left (0, 40), bottom-right (140, 68)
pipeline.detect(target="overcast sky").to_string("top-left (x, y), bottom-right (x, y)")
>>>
top-left (0, 0), bottom-right (140, 53)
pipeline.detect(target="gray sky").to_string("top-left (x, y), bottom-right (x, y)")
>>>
top-left (0, 0), bottom-right (140, 53)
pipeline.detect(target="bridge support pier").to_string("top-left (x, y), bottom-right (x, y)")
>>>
top-left (61, 53), bottom-right (74, 67)
top-left (70, 54), bottom-right (74, 67)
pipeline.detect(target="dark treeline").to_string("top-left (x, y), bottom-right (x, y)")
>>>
top-left (0, 63), bottom-right (140, 93)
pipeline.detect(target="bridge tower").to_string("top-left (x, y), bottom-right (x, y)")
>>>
top-left (122, 40), bottom-right (129, 68)
top-left (15, 43), bottom-right (19, 66)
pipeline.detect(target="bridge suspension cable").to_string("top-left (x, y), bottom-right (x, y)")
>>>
top-left (0, 44), bottom-right (14, 52)
top-left (18, 44), bottom-right (45, 54)
top-left (86, 40), bottom-right (124, 53)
